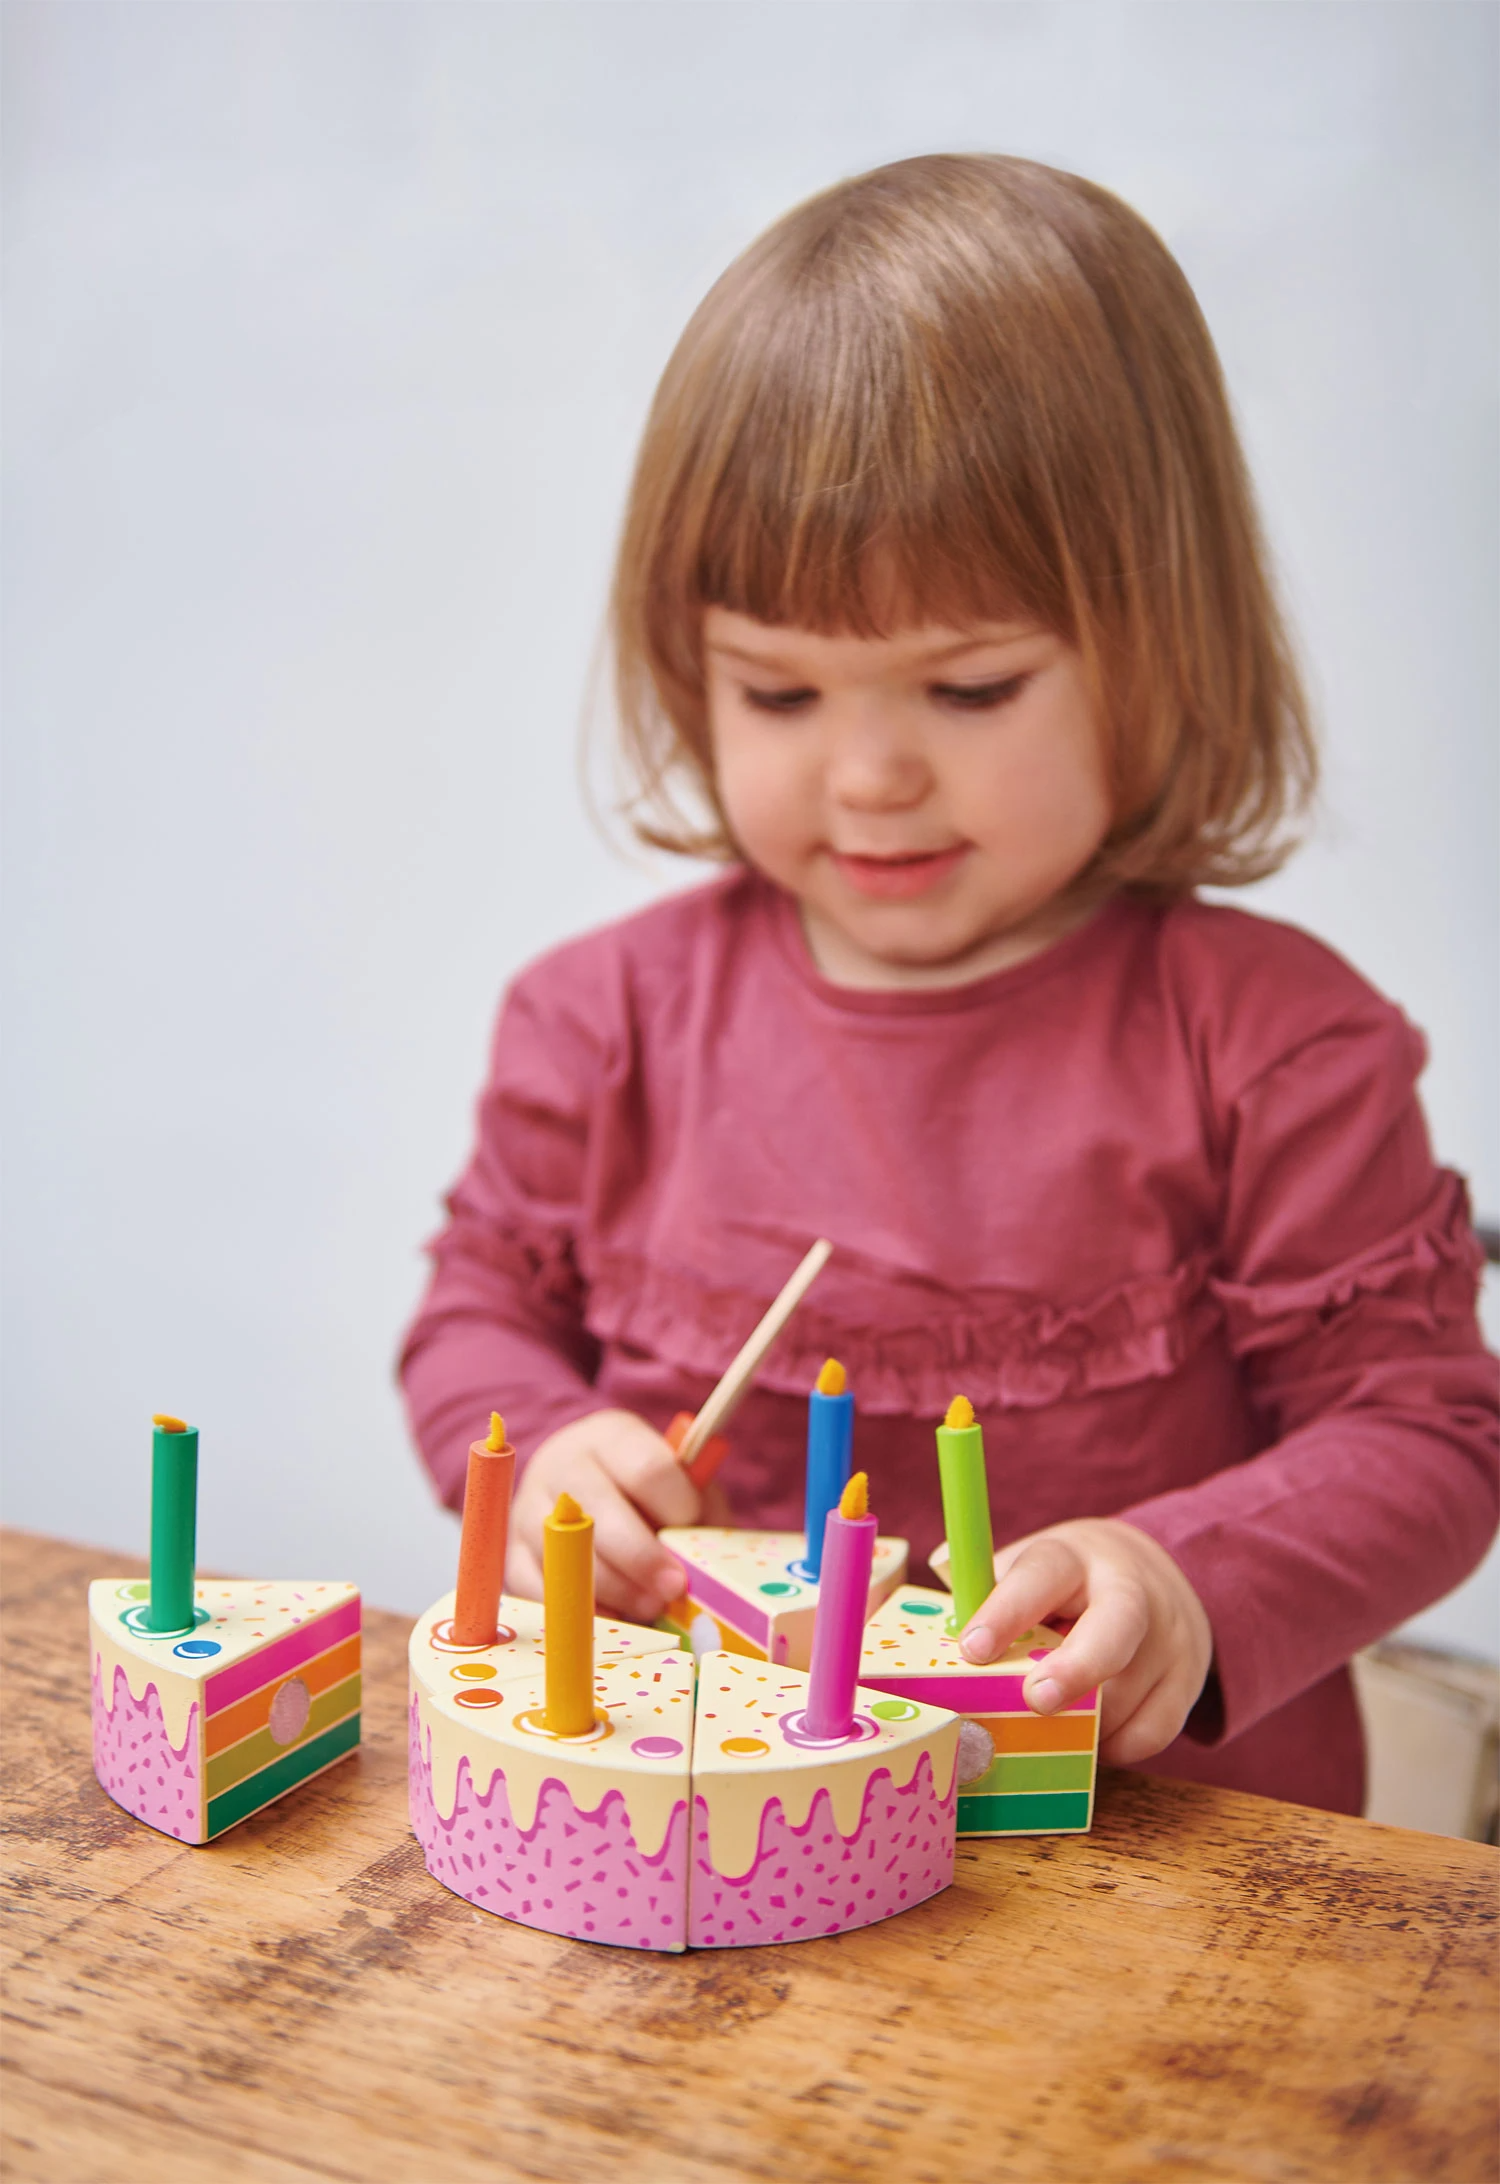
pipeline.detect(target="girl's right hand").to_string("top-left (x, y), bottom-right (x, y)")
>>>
top-left (506, 1409), bottom-right (720, 1623)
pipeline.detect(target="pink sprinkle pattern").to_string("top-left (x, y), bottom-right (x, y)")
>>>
top-left (91, 1661), bottom-right (201, 1841)
top-left (408, 1699), bottom-right (690, 1951)
top-left (687, 1753), bottom-right (955, 1949)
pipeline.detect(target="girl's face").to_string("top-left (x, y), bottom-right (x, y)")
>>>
top-left (703, 608), bottom-right (1113, 989)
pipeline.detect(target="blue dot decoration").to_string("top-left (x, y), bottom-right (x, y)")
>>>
top-left (173, 1638), bottom-right (222, 1658)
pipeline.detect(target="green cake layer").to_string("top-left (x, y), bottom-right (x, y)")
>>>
top-left (205, 1712), bottom-right (362, 1838)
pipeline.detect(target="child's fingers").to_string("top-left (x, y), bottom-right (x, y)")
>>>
top-left (1099, 1665), bottom-right (1199, 1764)
top-left (1020, 1572), bottom-right (1150, 1714)
top-left (559, 1447), bottom-right (684, 1609)
top-left (504, 1536), bottom-right (544, 1604)
top-left (601, 1416), bottom-right (703, 1530)
top-left (593, 1548), bottom-right (670, 1624)
top-left (959, 1536), bottom-right (1086, 1664)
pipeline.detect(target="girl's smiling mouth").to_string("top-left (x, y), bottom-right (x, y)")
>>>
top-left (828, 844), bottom-right (971, 899)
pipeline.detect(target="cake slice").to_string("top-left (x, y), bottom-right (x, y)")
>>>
top-left (89, 1577), bottom-right (361, 1842)
top-left (657, 1526), bottom-right (908, 1668)
top-left (857, 1585), bottom-right (1098, 1836)
top-left (686, 1651), bottom-right (958, 1947)
top-left (409, 1646), bottom-right (696, 1951)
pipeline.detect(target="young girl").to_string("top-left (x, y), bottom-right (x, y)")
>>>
top-left (400, 154), bottom-right (1498, 1817)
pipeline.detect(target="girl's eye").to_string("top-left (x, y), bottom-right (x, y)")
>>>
top-left (930, 674), bottom-right (1030, 711)
top-left (742, 685), bottom-right (818, 714)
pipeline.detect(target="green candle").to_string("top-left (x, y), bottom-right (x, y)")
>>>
top-left (144, 1414), bottom-right (199, 1634)
top-left (936, 1395), bottom-right (995, 1633)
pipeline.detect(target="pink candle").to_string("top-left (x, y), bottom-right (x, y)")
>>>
top-left (803, 1472), bottom-right (877, 1740)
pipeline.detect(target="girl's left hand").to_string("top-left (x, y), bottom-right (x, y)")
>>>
top-left (957, 1518), bottom-right (1214, 1764)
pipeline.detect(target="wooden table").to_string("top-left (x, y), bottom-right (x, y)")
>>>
top-left (4, 1530), bottom-right (1496, 2183)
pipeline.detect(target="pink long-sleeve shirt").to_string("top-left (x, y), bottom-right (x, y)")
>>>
top-left (400, 872), bottom-right (1498, 1814)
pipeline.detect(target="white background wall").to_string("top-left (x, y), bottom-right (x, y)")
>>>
top-left (4, 1), bottom-right (1496, 1654)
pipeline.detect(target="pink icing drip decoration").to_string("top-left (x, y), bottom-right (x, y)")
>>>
top-left (91, 1660), bottom-right (201, 1841)
top-left (407, 1699), bottom-right (689, 1951)
top-left (686, 1753), bottom-right (956, 1949)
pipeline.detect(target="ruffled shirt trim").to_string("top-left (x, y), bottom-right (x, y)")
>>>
top-left (581, 1246), bottom-right (1223, 1417)
top-left (545, 1169), bottom-right (1484, 1417)
top-left (1208, 1171), bottom-right (1483, 1357)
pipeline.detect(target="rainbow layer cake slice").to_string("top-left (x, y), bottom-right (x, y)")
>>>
top-left (686, 1651), bottom-right (958, 1948)
top-left (409, 1645), bottom-right (697, 1951)
top-left (90, 1577), bottom-right (361, 1842)
top-left (857, 1586), bottom-right (1098, 1837)
top-left (657, 1526), bottom-right (908, 1667)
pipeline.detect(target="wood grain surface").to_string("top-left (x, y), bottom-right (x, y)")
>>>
top-left (3, 1528), bottom-right (1496, 2184)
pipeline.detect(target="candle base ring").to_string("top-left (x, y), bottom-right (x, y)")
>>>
top-left (778, 1709), bottom-right (879, 1751)
top-left (513, 1706), bottom-right (613, 1745)
top-left (119, 1603), bottom-right (210, 1640)
top-left (429, 1618), bottom-right (517, 1654)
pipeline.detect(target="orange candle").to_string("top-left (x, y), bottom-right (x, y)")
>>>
top-left (542, 1491), bottom-right (595, 1736)
top-left (451, 1413), bottom-right (514, 1646)
top-left (665, 1412), bottom-right (731, 1489)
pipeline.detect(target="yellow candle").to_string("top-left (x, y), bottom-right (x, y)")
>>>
top-left (542, 1491), bottom-right (595, 1736)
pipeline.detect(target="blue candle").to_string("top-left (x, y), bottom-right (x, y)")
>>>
top-left (799, 1358), bottom-right (854, 1581)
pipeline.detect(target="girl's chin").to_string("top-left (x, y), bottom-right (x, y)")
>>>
top-left (802, 901), bottom-right (1002, 983)
top-left (800, 883), bottom-right (1081, 988)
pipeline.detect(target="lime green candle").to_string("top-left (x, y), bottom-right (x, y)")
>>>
top-left (936, 1395), bottom-right (994, 1633)
top-left (144, 1414), bottom-right (199, 1634)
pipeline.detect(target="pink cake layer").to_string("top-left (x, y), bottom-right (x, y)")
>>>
top-left (92, 1661), bottom-right (200, 1841)
top-left (863, 1673), bottom-right (1098, 1713)
top-left (687, 1751), bottom-right (955, 1949)
top-left (408, 1700), bottom-right (689, 1951)
top-left (206, 1595), bottom-right (362, 1713)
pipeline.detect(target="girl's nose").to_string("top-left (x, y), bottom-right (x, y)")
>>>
top-left (825, 715), bottom-right (932, 811)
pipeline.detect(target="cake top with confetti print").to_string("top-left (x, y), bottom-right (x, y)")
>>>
top-left (90, 1577), bottom-right (358, 1680)
top-left (691, 1651), bottom-right (958, 1780)
top-left (859, 1586), bottom-right (1060, 1681)
top-left (659, 1527), bottom-right (907, 1607)
top-left (408, 1588), bottom-right (678, 1690)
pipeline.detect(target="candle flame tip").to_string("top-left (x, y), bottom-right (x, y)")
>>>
top-left (550, 1490), bottom-right (588, 1526)
top-left (152, 1414), bottom-right (189, 1434)
top-left (815, 1358), bottom-right (848, 1397)
top-left (839, 1471), bottom-right (869, 1520)
top-left (486, 1411), bottom-right (507, 1451)
top-left (944, 1394), bottom-right (976, 1430)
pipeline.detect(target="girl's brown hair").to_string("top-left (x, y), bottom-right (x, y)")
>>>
top-left (610, 153), bottom-right (1315, 890)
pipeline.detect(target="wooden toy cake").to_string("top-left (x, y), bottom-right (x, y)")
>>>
top-left (658, 1358), bottom-right (907, 1664)
top-left (90, 1417), bottom-right (361, 1842)
top-left (409, 1420), bottom-right (960, 1952)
